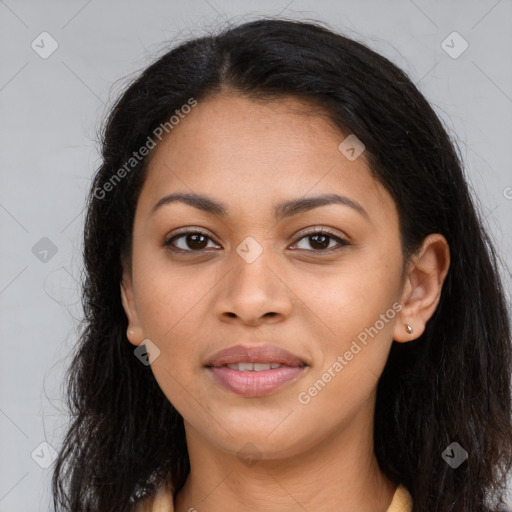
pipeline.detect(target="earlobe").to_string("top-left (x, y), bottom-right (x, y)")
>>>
top-left (120, 274), bottom-right (145, 346)
top-left (393, 234), bottom-right (450, 343)
top-left (393, 323), bottom-right (415, 344)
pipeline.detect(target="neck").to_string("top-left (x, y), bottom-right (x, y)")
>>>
top-left (174, 397), bottom-right (396, 512)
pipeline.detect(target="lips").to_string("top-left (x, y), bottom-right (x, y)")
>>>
top-left (204, 344), bottom-right (308, 397)
top-left (204, 344), bottom-right (306, 368)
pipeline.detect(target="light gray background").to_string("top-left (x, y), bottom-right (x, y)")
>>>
top-left (1, 0), bottom-right (511, 510)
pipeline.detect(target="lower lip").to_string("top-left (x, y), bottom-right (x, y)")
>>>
top-left (207, 366), bottom-right (306, 397)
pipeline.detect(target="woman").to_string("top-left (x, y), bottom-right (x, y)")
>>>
top-left (51, 18), bottom-right (512, 512)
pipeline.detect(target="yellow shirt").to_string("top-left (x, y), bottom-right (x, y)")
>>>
top-left (134, 482), bottom-right (413, 512)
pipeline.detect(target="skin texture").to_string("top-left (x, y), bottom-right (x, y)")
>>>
top-left (121, 92), bottom-right (450, 512)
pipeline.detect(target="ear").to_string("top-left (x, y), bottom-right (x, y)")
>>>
top-left (120, 258), bottom-right (145, 347)
top-left (393, 234), bottom-right (450, 343)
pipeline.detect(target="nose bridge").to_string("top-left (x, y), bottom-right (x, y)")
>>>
top-left (231, 235), bottom-right (279, 297)
top-left (214, 235), bottom-right (291, 322)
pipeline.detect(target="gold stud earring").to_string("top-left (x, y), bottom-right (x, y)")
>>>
top-left (405, 324), bottom-right (413, 334)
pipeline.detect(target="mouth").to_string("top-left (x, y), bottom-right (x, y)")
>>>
top-left (204, 344), bottom-right (308, 397)
top-left (223, 362), bottom-right (292, 371)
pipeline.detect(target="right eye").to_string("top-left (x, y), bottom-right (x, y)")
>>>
top-left (163, 230), bottom-right (220, 253)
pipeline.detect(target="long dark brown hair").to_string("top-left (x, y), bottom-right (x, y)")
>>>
top-left (51, 17), bottom-right (512, 512)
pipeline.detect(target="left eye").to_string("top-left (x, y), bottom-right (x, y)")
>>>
top-left (163, 229), bottom-right (349, 253)
top-left (291, 230), bottom-right (349, 252)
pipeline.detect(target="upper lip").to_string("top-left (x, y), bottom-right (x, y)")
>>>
top-left (205, 344), bottom-right (307, 368)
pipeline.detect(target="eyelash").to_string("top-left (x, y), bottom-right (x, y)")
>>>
top-left (163, 228), bottom-right (350, 255)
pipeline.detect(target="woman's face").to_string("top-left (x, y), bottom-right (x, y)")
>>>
top-left (121, 92), bottom-right (409, 460)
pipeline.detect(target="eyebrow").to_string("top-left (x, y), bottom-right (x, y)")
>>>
top-left (151, 192), bottom-right (370, 222)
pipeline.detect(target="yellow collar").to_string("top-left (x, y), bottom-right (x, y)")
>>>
top-left (386, 483), bottom-right (413, 512)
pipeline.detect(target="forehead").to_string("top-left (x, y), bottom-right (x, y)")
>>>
top-left (137, 93), bottom-right (396, 226)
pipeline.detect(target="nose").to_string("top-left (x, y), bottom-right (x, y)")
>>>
top-left (213, 247), bottom-right (293, 326)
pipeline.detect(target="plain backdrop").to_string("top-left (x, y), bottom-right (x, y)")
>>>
top-left (1, 0), bottom-right (511, 510)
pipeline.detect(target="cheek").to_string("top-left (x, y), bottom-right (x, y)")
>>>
top-left (304, 255), bottom-right (401, 345)
top-left (294, 254), bottom-right (401, 413)
top-left (132, 252), bottom-right (209, 340)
